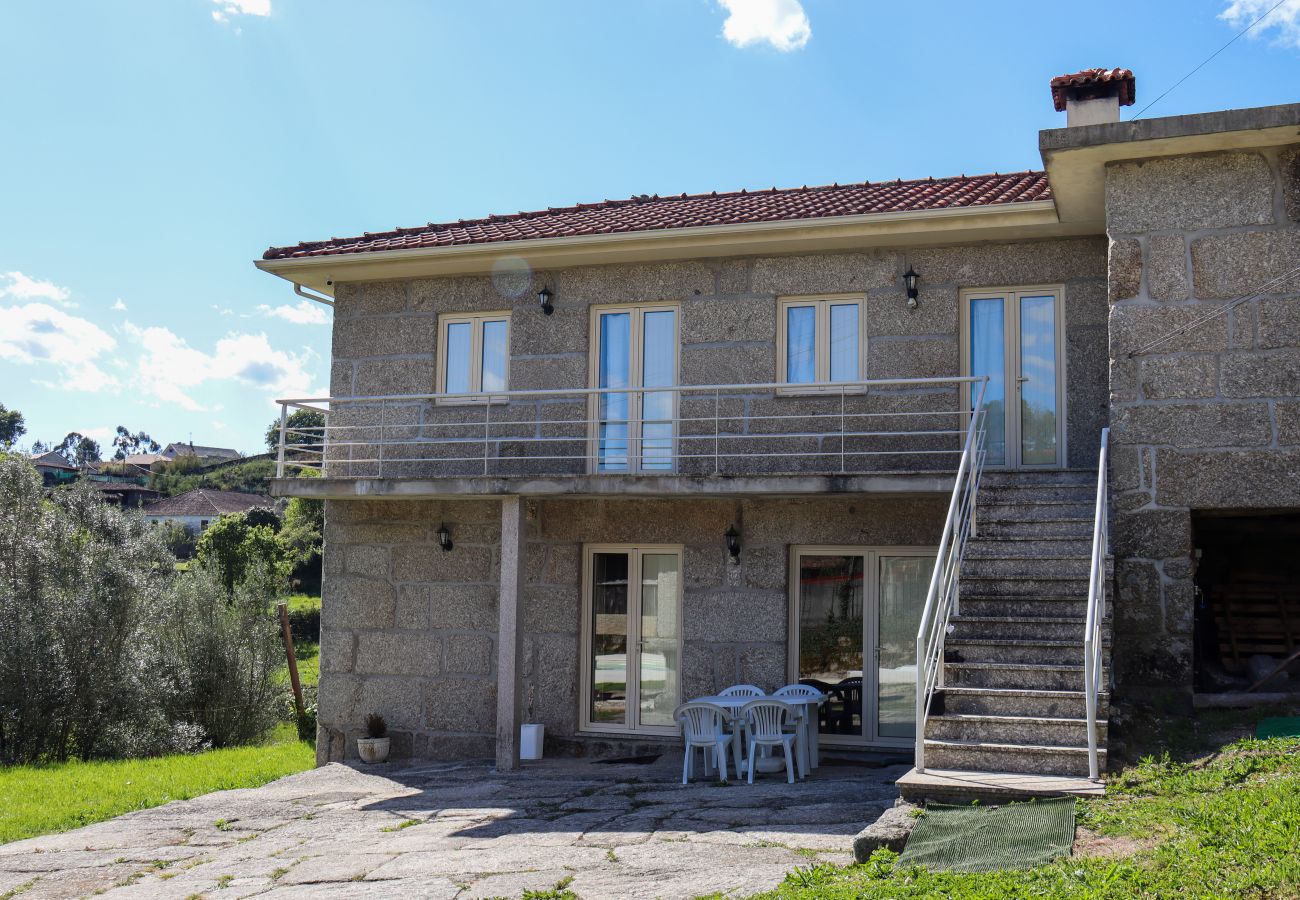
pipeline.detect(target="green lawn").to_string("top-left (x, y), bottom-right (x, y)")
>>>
top-left (742, 731), bottom-right (1300, 900)
top-left (285, 592), bottom-right (321, 616)
top-left (0, 724), bottom-right (313, 845)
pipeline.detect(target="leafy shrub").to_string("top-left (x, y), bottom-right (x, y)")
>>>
top-left (158, 564), bottom-right (285, 748)
top-left (0, 454), bottom-right (290, 762)
top-left (0, 460), bottom-right (175, 762)
top-left (157, 519), bottom-right (198, 559)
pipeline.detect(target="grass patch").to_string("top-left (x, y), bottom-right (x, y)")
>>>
top-left (0, 724), bottom-right (312, 845)
top-left (745, 731), bottom-right (1300, 899)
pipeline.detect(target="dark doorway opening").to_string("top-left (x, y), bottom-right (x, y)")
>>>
top-left (1193, 511), bottom-right (1300, 693)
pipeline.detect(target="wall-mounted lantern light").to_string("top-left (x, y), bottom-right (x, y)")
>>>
top-left (537, 286), bottom-right (554, 316)
top-left (437, 523), bottom-right (453, 552)
top-left (725, 526), bottom-right (741, 565)
top-left (904, 266), bottom-right (920, 310)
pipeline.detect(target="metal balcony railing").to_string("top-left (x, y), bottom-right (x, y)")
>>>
top-left (274, 376), bottom-right (989, 481)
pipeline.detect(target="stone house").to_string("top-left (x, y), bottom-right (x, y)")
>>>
top-left (257, 68), bottom-right (1300, 795)
top-left (142, 488), bottom-right (272, 534)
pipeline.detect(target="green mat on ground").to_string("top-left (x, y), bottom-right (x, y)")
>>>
top-left (1257, 717), bottom-right (1300, 739)
top-left (897, 798), bottom-right (1075, 873)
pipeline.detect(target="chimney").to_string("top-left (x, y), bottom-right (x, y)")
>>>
top-left (1050, 68), bottom-right (1135, 126)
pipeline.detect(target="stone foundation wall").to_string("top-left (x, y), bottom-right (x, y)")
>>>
top-left (326, 238), bottom-right (1107, 474)
top-left (1106, 144), bottom-right (1300, 690)
top-left (316, 494), bottom-right (945, 762)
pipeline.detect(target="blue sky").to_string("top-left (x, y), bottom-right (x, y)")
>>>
top-left (2, 0), bottom-right (1297, 456)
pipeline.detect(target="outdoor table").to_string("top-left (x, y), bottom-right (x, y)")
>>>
top-left (688, 692), bottom-right (826, 779)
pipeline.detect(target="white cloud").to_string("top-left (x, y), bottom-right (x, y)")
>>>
top-left (0, 271), bottom-right (73, 306)
top-left (0, 302), bottom-right (118, 391)
top-left (111, 298), bottom-right (127, 311)
top-left (718, 0), bottom-right (811, 51)
top-left (1221, 0), bottom-right (1300, 47)
top-left (212, 0), bottom-right (271, 24)
top-left (256, 299), bottom-right (331, 325)
top-left (124, 322), bottom-right (315, 411)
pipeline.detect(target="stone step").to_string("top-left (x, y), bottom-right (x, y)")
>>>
top-left (949, 614), bottom-right (1107, 641)
top-left (960, 597), bottom-right (1091, 618)
top-left (922, 738), bottom-right (1104, 777)
top-left (979, 470), bottom-right (1098, 487)
top-left (940, 686), bottom-right (1109, 719)
top-left (945, 637), bottom-right (1107, 666)
top-left (965, 537), bottom-right (1094, 558)
top-left (978, 502), bottom-right (1096, 522)
top-left (961, 556), bottom-right (1094, 580)
top-left (897, 767), bottom-right (1105, 804)
top-left (975, 519), bottom-right (1095, 539)
top-left (944, 661), bottom-right (1099, 691)
top-left (925, 713), bottom-right (1108, 747)
top-left (956, 575), bottom-right (1097, 598)
top-left (978, 484), bottom-right (1098, 504)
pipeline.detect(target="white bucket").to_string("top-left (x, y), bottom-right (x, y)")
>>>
top-left (520, 723), bottom-right (544, 760)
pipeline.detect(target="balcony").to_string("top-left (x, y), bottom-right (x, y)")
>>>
top-left (271, 376), bottom-right (987, 499)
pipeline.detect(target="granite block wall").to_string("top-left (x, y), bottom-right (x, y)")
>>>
top-left (1105, 144), bottom-right (1300, 690)
top-left (316, 494), bottom-right (946, 762)
top-left (323, 238), bottom-right (1107, 477)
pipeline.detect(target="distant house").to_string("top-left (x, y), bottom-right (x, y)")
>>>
top-left (27, 451), bottom-right (78, 486)
top-left (142, 488), bottom-right (271, 533)
top-left (86, 481), bottom-right (161, 509)
top-left (121, 442), bottom-right (242, 470)
top-left (161, 442), bottom-right (242, 463)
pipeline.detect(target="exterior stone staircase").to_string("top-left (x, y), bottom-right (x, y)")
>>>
top-left (919, 469), bottom-right (1112, 782)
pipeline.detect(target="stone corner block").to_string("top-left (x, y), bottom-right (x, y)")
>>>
top-left (853, 802), bottom-right (920, 861)
top-left (1107, 238), bottom-right (1141, 302)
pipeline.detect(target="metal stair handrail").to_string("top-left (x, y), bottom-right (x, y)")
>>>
top-left (1084, 427), bottom-right (1110, 781)
top-left (914, 377), bottom-right (988, 773)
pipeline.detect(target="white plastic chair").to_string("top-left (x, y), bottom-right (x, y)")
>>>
top-left (740, 699), bottom-right (798, 784)
top-left (674, 702), bottom-right (733, 784)
top-left (718, 684), bottom-right (764, 698)
top-left (774, 684), bottom-right (822, 770)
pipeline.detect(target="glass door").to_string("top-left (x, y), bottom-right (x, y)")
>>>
top-left (791, 547), bottom-right (935, 747)
top-left (593, 306), bottom-right (678, 473)
top-left (582, 546), bottom-right (682, 734)
top-left (964, 289), bottom-right (1064, 468)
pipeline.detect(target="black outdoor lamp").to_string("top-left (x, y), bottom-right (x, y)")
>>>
top-left (437, 523), bottom-right (453, 552)
top-left (537, 286), bottom-right (554, 316)
top-left (725, 526), bottom-right (741, 565)
top-left (904, 266), bottom-right (920, 309)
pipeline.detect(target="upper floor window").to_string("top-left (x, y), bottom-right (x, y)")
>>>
top-left (777, 295), bottom-right (865, 391)
top-left (437, 312), bottom-right (510, 401)
top-left (590, 304), bottom-right (679, 472)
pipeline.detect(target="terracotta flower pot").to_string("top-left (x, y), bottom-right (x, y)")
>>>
top-left (357, 736), bottom-right (390, 764)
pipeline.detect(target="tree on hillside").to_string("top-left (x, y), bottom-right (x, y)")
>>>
top-left (0, 404), bottom-right (25, 450)
top-left (265, 409), bottom-right (326, 453)
top-left (195, 512), bottom-right (291, 594)
top-left (55, 432), bottom-right (102, 467)
top-left (112, 426), bottom-right (161, 460)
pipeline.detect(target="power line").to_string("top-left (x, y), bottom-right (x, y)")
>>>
top-left (1127, 262), bottom-right (1300, 358)
top-left (1130, 0), bottom-right (1289, 120)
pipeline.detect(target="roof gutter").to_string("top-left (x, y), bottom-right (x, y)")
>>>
top-left (255, 199), bottom-right (1075, 296)
top-left (294, 282), bottom-right (334, 307)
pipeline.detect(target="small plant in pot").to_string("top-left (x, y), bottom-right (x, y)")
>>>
top-left (357, 713), bottom-right (390, 764)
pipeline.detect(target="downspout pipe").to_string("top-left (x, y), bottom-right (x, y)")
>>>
top-left (294, 282), bottom-right (334, 307)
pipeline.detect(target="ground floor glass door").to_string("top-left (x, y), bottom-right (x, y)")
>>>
top-left (790, 547), bottom-right (936, 747)
top-left (582, 545), bottom-right (682, 735)
top-left (964, 288), bottom-right (1065, 468)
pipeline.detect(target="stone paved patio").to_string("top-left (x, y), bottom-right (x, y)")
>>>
top-left (0, 754), bottom-right (907, 899)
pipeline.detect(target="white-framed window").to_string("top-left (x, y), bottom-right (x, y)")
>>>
top-left (579, 544), bottom-right (683, 735)
top-left (436, 312), bottom-right (511, 403)
top-left (587, 304), bottom-right (680, 473)
top-left (776, 295), bottom-right (866, 393)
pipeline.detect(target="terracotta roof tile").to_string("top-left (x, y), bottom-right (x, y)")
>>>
top-left (1050, 68), bottom-right (1136, 112)
top-left (262, 171), bottom-right (1052, 261)
top-left (142, 488), bottom-right (271, 518)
